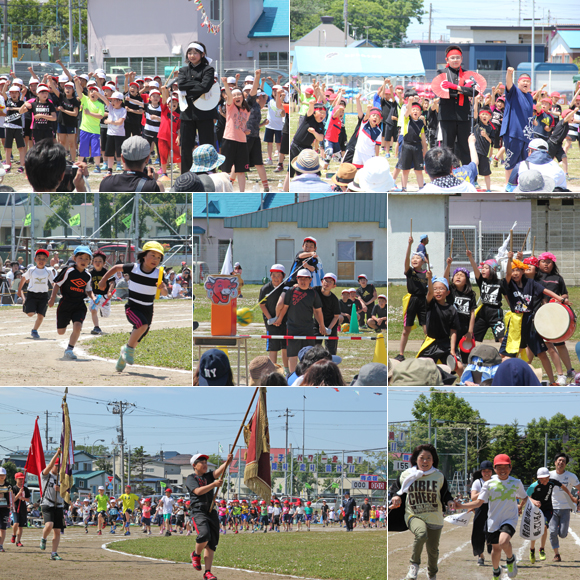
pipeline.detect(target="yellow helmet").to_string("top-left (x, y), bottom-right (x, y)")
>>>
top-left (141, 241), bottom-right (165, 256)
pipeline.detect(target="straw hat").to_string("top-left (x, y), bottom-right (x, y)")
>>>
top-left (248, 356), bottom-right (285, 386)
top-left (291, 149), bottom-right (321, 174)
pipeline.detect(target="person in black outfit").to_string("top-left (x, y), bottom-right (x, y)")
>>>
top-left (342, 491), bottom-right (356, 532)
top-left (185, 452), bottom-right (233, 580)
top-left (437, 45), bottom-right (478, 166)
top-left (10, 472), bottom-right (31, 547)
top-left (314, 274), bottom-right (341, 356)
top-left (470, 460), bottom-right (493, 566)
top-left (178, 41), bottom-right (216, 173)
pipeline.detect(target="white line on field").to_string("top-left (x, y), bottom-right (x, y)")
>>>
top-left (101, 538), bottom-right (327, 579)
top-left (568, 526), bottom-right (580, 547)
top-left (499, 538), bottom-right (529, 580)
top-left (388, 525), bottom-right (461, 556)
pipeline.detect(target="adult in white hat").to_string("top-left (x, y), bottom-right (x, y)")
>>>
top-left (348, 156), bottom-right (394, 192)
top-left (290, 149), bottom-right (332, 193)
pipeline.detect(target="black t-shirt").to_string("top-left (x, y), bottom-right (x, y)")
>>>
top-left (340, 298), bottom-right (354, 316)
top-left (0, 481), bottom-right (12, 512)
top-left (477, 276), bottom-right (504, 307)
top-left (321, 504), bottom-right (328, 516)
top-left (259, 280), bottom-right (287, 324)
top-left (12, 484), bottom-right (31, 515)
top-left (357, 283), bottom-right (376, 306)
top-left (315, 287), bottom-right (341, 326)
top-left (54, 266), bottom-right (92, 304)
top-left (427, 107), bottom-right (439, 130)
top-left (90, 266), bottom-right (114, 297)
top-left (449, 286), bottom-right (477, 320)
top-left (501, 276), bottom-right (546, 314)
top-left (292, 110), bottom-right (325, 149)
top-left (403, 118), bottom-right (425, 146)
top-left (346, 114), bottom-right (364, 153)
top-left (426, 298), bottom-right (460, 340)
top-left (185, 470), bottom-right (216, 513)
top-left (289, 252), bottom-right (318, 284)
top-left (436, 66), bottom-right (475, 122)
top-left (124, 92), bottom-right (145, 125)
top-left (475, 121), bottom-right (494, 155)
top-left (99, 170), bottom-right (161, 192)
top-left (380, 97), bottom-right (394, 127)
top-left (550, 120), bottom-right (569, 146)
top-left (58, 95), bottom-right (80, 127)
top-left (529, 478), bottom-right (562, 515)
top-left (284, 286), bottom-right (322, 335)
top-left (5, 98), bottom-right (24, 128)
top-left (536, 272), bottom-right (567, 296)
top-left (362, 502), bottom-right (371, 518)
top-left (371, 303), bottom-right (388, 319)
top-left (406, 267), bottom-right (427, 296)
top-left (30, 99), bottom-right (56, 127)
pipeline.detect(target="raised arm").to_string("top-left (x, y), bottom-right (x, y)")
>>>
top-left (221, 77), bottom-right (233, 106)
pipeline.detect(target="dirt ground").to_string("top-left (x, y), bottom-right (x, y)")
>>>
top-left (3, 525), bottom-right (345, 580)
top-left (0, 299), bottom-right (193, 386)
top-left (388, 514), bottom-right (580, 580)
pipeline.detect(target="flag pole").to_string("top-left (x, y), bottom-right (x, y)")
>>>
top-left (210, 387), bottom-right (260, 510)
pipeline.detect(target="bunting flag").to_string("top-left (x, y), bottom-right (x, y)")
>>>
top-left (69, 213), bottom-right (81, 227)
top-left (22, 213), bottom-right (31, 227)
top-left (122, 214), bottom-right (132, 229)
top-left (24, 416), bottom-right (46, 495)
top-left (192, 0), bottom-right (220, 34)
top-left (59, 389), bottom-right (74, 504)
top-left (160, 481), bottom-right (167, 488)
top-left (175, 212), bottom-right (187, 226)
top-left (243, 387), bottom-right (272, 503)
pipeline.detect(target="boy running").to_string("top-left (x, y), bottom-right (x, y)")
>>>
top-left (108, 498), bottom-right (119, 533)
top-left (159, 487), bottom-right (176, 536)
top-left (95, 486), bottom-right (109, 536)
top-left (10, 472), bottom-right (30, 547)
top-left (0, 467), bottom-right (11, 553)
top-left (117, 485), bottom-right (139, 536)
top-left (89, 250), bottom-right (114, 335)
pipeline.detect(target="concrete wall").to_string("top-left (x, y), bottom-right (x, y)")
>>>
top-left (231, 221), bottom-right (387, 284)
top-left (388, 195), bottom-right (449, 284)
top-left (449, 27), bottom-right (547, 45)
top-left (449, 194), bottom-right (531, 228)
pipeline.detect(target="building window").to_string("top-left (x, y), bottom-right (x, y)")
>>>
top-left (476, 59), bottom-right (502, 70)
top-left (145, 468), bottom-right (154, 473)
top-left (337, 240), bottom-right (373, 281)
top-left (209, 0), bottom-right (220, 20)
top-left (258, 51), bottom-right (289, 69)
top-left (218, 240), bottom-right (230, 268)
top-left (78, 480), bottom-right (85, 488)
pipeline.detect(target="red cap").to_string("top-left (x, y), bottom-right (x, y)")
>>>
top-left (165, 488), bottom-right (172, 493)
top-left (35, 249), bottom-right (50, 257)
top-left (15, 472), bottom-right (25, 479)
top-left (494, 453), bottom-right (511, 466)
top-left (304, 87), bottom-right (314, 95)
top-left (551, 91), bottom-right (560, 98)
top-left (395, 85), bottom-right (404, 90)
top-left (220, 500), bottom-right (226, 505)
top-left (177, 498), bottom-right (183, 503)
top-left (307, 501), bottom-right (311, 505)
top-left (186, 501), bottom-right (191, 506)
top-left (125, 484), bottom-right (131, 489)
top-left (541, 98), bottom-right (552, 104)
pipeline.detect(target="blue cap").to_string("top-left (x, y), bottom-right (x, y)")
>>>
top-left (420, 234), bottom-right (428, 241)
top-left (432, 277), bottom-right (449, 290)
top-left (74, 245), bottom-right (93, 257)
top-left (199, 349), bottom-right (231, 386)
top-left (412, 251), bottom-right (426, 261)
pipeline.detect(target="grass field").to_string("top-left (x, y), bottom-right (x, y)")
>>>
top-left (86, 325), bottom-right (192, 370)
top-left (113, 529), bottom-right (388, 580)
top-left (289, 108), bottom-right (580, 191)
top-left (192, 283), bottom-right (387, 385)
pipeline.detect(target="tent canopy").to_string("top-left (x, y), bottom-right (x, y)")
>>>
top-left (291, 47), bottom-right (425, 77)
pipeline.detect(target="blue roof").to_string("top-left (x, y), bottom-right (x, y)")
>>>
top-left (558, 30), bottom-right (580, 50)
top-left (248, 0), bottom-right (289, 38)
top-left (191, 193), bottom-right (336, 219)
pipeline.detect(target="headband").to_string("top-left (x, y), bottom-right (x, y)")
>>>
top-left (447, 49), bottom-right (462, 58)
top-left (453, 267), bottom-right (470, 277)
top-left (187, 42), bottom-right (213, 65)
top-left (518, 73), bottom-right (531, 80)
top-left (538, 252), bottom-right (557, 263)
top-left (511, 259), bottom-right (530, 271)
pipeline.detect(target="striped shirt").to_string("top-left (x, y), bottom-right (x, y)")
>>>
top-left (143, 103), bottom-right (162, 137)
top-left (124, 92), bottom-right (144, 125)
top-left (122, 262), bottom-right (159, 307)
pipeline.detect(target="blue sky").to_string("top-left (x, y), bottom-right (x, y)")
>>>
top-left (406, 1), bottom-right (580, 42)
top-left (388, 387), bottom-right (580, 428)
top-left (0, 387), bottom-right (386, 458)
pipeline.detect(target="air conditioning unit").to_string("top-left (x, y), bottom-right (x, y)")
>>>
top-left (102, 48), bottom-right (109, 54)
top-left (246, 51), bottom-right (254, 58)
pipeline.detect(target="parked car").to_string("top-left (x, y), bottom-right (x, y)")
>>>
top-left (13, 61), bottom-right (59, 84)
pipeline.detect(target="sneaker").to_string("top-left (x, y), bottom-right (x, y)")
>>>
top-left (116, 162), bottom-right (123, 171)
top-left (17, 542), bottom-right (23, 547)
top-left (557, 374), bottom-right (567, 386)
top-left (506, 557), bottom-right (517, 577)
top-left (142, 530), bottom-right (148, 534)
top-left (165, 531), bottom-right (171, 537)
top-left (64, 348), bottom-right (77, 360)
top-left (428, 576), bottom-right (436, 580)
top-left (10, 535), bottom-right (15, 544)
top-left (116, 347), bottom-right (127, 372)
top-left (0, 546), bottom-right (4, 552)
top-left (91, 326), bottom-right (102, 335)
top-left (31, 329), bottom-right (40, 339)
top-left (203, 573), bottom-right (218, 580)
top-left (50, 553), bottom-right (62, 560)
top-left (394, 354), bottom-right (405, 362)
top-left (191, 552), bottom-right (202, 570)
top-left (264, 158), bottom-right (273, 165)
top-left (122, 344), bottom-right (135, 364)
top-left (93, 166), bottom-right (101, 174)
top-left (274, 164), bottom-right (284, 173)
top-left (406, 563), bottom-right (419, 579)
top-left (493, 158), bottom-right (499, 167)
top-left (529, 549), bottom-right (536, 564)
top-left (478, 557), bottom-right (485, 566)
top-left (554, 554), bottom-right (561, 562)
top-left (17, 166), bottom-right (24, 174)
top-left (567, 368), bottom-right (576, 381)
top-left (124, 531), bottom-right (130, 536)
top-left (539, 548), bottom-right (546, 560)
top-left (97, 530), bottom-right (102, 535)
top-left (148, 531), bottom-right (151, 535)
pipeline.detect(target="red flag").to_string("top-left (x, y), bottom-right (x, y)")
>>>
top-left (24, 416), bottom-right (46, 495)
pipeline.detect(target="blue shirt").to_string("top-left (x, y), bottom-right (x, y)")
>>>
top-left (500, 83), bottom-right (534, 143)
top-left (453, 161), bottom-right (478, 184)
top-left (289, 174), bottom-right (333, 193)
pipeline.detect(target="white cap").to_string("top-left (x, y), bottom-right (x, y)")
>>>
top-left (111, 91), bottom-right (124, 100)
top-left (296, 268), bottom-right (312, 278)
top-left (87, 80), bottom-right (97, 87)
top-left (348, 288), bottom-right (356, 292)
top-left (190, 453), bottom-right (209, 466)
top-left (528, 138), bottom-right (549, 151)
top-left (378, 294), bottom-right (387, 300)
top-left (59, 74), bottom-right (68, 83)
top-left (227, 76), bottom-right (236, 84)
top-left (149, 89), bottom-right (161, 96)
top-left (234, 262), bottom-right (241, 268)
top-left (13, 77), bottom-right (24, 85)
top-left (0, 467), bottom-right (6, 475)
top-left (244, 75), bottom-right (255, 82)
top-left (79, 74), bottom-right (90, 82)
top-left (36, 83), bottom-right (50, 92)
top-left (95, 68), bottom-right (105, 75)
top-left (272, 85), bottom-right (282, 90)
top-left (29, 78), bottom-right (39, 84)
top-left (357, 274), bottom-right (368, 280)
top-left (537, 467), bottom-right (550, 478)
top-left (83, 498), bottom-right (90, 502)
top-left (96, 72), bottom-right (107, 79)
top-left (270, 264), bottom-right (286, 274)
top-left (323, 273), bottom-right (337, 283)
top-left (64, 81), bottom-right (75, 88)
top-left (243, 84), bottom-right (253, 92)
top-left (149, 80), bottom-right (160, 88)
top-left (98, 485), bottom-right (105, 490)
top-left (102, 84), bottom-right (114, 92)
top-left (8, 85), bottom-right (21, 92)
top-left (303, 236), bottom-right (317, 245)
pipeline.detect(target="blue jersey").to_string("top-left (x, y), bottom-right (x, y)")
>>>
top-left (500, 83), bottom-right (534, 143)
top-left (453, 161), bottom-right (478, 184)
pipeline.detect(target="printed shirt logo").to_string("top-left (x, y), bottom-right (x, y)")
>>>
top-left (70, 278), bottom-right (87, 291)
top-left (292, 289), bottom-right (308, 306)
top-left (489, 480), bottom-right (517, 502)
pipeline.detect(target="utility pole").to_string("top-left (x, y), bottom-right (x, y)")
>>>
top-left (45, 410), bottom-right (50, 448)
top-left (343, 0), bottom-right (348, 47)
top-left (108, 401), bottom-right (135, 492)
top-left (428, 4), bottom-right (432, 43)
top-left (278, 408), bottom-right (295, 495)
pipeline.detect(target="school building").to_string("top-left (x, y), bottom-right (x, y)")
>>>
top-left (223, 192), bottom-right (387, 285)
top-left (86, 0), bottom-right (289, 76)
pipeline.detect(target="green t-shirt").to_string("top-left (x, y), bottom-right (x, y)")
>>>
top-left (80, 94), bottom-right (105, 134)
top-left (260, 506), bottom-right (267, 516)
top-left (304, 506), bottom-right (313, 515)
top-left (96, 494), bottom-right (109, 511)
top-left (233, 506), bottom-right (242, 516)
top-left (299, 93), bottom-right (315, 116)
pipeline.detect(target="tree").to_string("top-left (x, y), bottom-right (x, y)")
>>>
top-left (2, 461), bottom-right (18, 485)
top-left (290, 0), bottom-right (333, 41)
top-left (128, 446), bottom-right (153, 495)
top-left (26, 27), bottom-right (61, 61)
top-left (5, 0), bottom-right (42, 29)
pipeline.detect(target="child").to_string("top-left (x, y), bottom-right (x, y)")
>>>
top-left (397, 99), bottom-right (427, 191)
top-left (54, 81), bottom-right (80, 161)
top-left (533, 98), bottom-right (555, 142)
top-left (73, 77), bottom-right (105, 173)
top-left (289, 97), bottom-right (326, 177)
top-left (95, 486), bottom-right (109, 536)
top-left (288, 236), bottom-right (320, 285)
top-left (141, 497), bottom-right (152, 535)
top-left (304, 501), bottom-right (313, 531)
top-left (249, 500), bottom-right (259, 532)
top-left (185, 500), bottom-right (192, 536)
top-left (367, 293), bottom-right (387, 332)
top-left (322, 92), bottom-right (346, 170)
top-left (259, 500), bottom-right (269, 533)
top-left (48, 245), bottom-right (96, 360)
top-left (500, 252), bottom-right (564, 384)
top-left (397, 236), bottom-right (428, 361)
top-left (342, 93), bottom-right (367, 164)
top-left (158, 84), bottom-right (181, 180)
top-left (81, 498), bottom-right (91, 533)
top-left (338, 288), bottom-right (353, 326)
top-left (356, 274), bottom-right (377, 327)
top-left (352, 107), bottom-right (382, 168)
top-left (18, 248), bottom-right (54, 339)
top-left (89, 250), bottom-right (114, 335)
top-left (314, 273), bottom-right (341, 355)
top-left (143, 88), bottom-right (162, 161)
top-left (19, 83), bottom-right (57, 143)
top-left (39, 449), bottom-right (65, 560)
top-left (2, 84), bottom-right (26, 172)
top-left (548, 108), bottom-right (575, 175)
top-left (218, 500), bottom-right (228, 534)
top-left (159, 487), bottom-right (176, 536)
top-left (474, 101), bottom-right (494, 191)
top-left (264, 84), bottom-right (285, 165)
top-left (491, 93), bottom-right (506, 166)
top-left (122, 72), bottom-right (145, 137)
top-left (117, 485), bottom-right (139, 537)
top-left (444, 258), bottom-right (476, 365)
top-left (108, 498), bottom-right (119, 534)
top-left (295, 500), bottom-right (304, 531)
top-left (97, 241), bottom-right (167, 372)
top-left (459, 454), bottom-right (528, 580)
top-left (102, 90), bottom-right (127, 175)
top-left (282, 500), bottom-right (291, 532)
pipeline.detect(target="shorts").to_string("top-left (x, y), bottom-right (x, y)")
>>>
top-left (486, 523), bottom-right (515, 545)
top-left (474, 304), bottom-right (505, 342)
top-left (56, 300), bottom-right (87, 329)
top-left (280, 132), bottom-right (289, 155)
top-left (97, 510), bottom-right (107, 518)
top-left (500, 314), bottom-right (548, 358)
top-left (548, 140), bottom-right (565, 163)
top-left (125, 303), bottom-right (153, 341)
top-left (404, 294), bottom-right (427, 327)
top-left (260, 515), bottom-right (269, 525)
top-left (24, 125), bottom-right (32, 139)
top-left (163, 513), bottom-right (171, 521)
top-left (191, 510), bottom-right (220, 552)
top-left (264, 127), bottom-right (282, 143)
top-left (23, 291), bottom-right (49, 316)
top-left (478, 153), bottom-right (491, 177)
top-left (306, 514), bottom-right (312, 521)
top-left (493, 133), bottom-right (503, 149)
top-left (286, 337), bottom-right (318, 358)
top-left (219, 515), bottom-right (227, 525)
top-left (176, 515), bottom-right (184, 526)
top-left (57, 124), bottom-right (77, 135)
top-left (143, 131), bottom-right (159, 146)
top-left (13, 509), bottom-right (28, 527)
top-left (79, 130), bottom-right (101, 157)
top-left (324, 139), bottom-right (341, 158)
top-left (246, 135), bottom-right (264, 167)
top-left (125, 123), bottom-right (143, 138)
top-left (0, 509), bottom-right (11, 530)
top-left (384, 123), bottom-right (399, 141)
top-left (568, 133), bottom-right (579, 143)
top-left (105, 134), bottom-right (125, 158)
top-left (41, 505), bottom-right (65, 530)
top-left (0, 127), bottom-right (5, 138)
top-left (5, 127), bottom-right (25, 149)
top-left (142, 517), bottom-right (151, 525)
top-left (220, 138), bottom-right (250, 173)
top-left (124, 509), bottom-right (133, 515)
top-left (503, 137), bottom-right (528, 171)
top-left (265, 320), bottom-right (287, 352)
top-left (417, 338), bottom-right (452, 364)
top-left (397, 142), bottom-right (423, 171)
top-left (33, 128), bottom-right (54, 143)
top-left (108, 514), bottom-right (118, 524)
top-left (273, 515), bottom-right (280, 526)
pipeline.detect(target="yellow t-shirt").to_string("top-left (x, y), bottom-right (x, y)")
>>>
top-left (118, 493), bottom-right (139, 513)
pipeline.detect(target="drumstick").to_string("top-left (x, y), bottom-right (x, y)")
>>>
top-left (509, 229), bottom-right (513, 254)
top-left (425, 251), bottom-right (431, 272)
top-left (532, 236), bottom-right (536, 257)
top-left (520, 227), bottom-right (530, 253)
top-left (410, 218), bottom-right (412, 238)
top-left (462, 231), bottom-right (469, 251)
top-left (450, 238), bottom-right (454, 259)
top-left (155, 266), bottom-right (165, 300)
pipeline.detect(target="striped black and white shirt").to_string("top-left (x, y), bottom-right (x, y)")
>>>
top-left (143, 103), bottom-right (162, 137)
top-left (122, 262), bottom-right (159, 307)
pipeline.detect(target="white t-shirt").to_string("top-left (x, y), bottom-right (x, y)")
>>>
top-left (352, 121), bottom-right (382, 166)
top-left (159, 495), bottom-right (176, 515)
top-left (478, 475), bottom-right (527, 533)
top-left (266, 98), bottom-right (285, 131)
top-left (295, 506), bottom-right (304, 515)
top-left (0, 95), bottom-right (5, 128)
top-left (23, 266), bottom-right (55, 293)
top-left (267, 505), bottom-right (273, 515)
top-left (273, 506), bottom-right (281, 516)
top-left (549, 469), bottom-right (580, 510)
top-left (171, 280), bottom-right (183, 298)
top-left (107, 105), bottom-right (127, 136)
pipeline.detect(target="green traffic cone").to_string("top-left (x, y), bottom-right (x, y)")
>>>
top-left (349, 302), bottom-right (359, 334)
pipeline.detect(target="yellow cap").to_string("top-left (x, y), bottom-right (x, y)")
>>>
top-left (142, 241), bottom-right (165, 256)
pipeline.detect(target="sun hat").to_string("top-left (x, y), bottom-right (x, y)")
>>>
top-left (514, 169), bottom-right (555, 193)
top-left (291, 149), bottom-right (321, 174)
top-left (331, 163), bottom-right (357, 187)
top-left (353, 362), bottom-right (389, 386)
top-left (537, 467), bottom-right (550, 478)
top-left (348, 157), bottom-right (394, 192)
top-left (190, 144), bottom-right (226, 172)
top-left (248, 355), bottom-right (284, 386)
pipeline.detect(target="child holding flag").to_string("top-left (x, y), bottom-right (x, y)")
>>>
top-left (40, 449), bottom-right (64, 560)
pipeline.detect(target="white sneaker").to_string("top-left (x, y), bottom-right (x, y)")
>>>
top-left (406, 563), bottom-right (419, 579)
top-left (557, 374), bottom-right (567, 386)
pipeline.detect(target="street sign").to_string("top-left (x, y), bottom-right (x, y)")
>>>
top-left (393, 460), bottom-right (410, 471)
top-left (107, 476), bottom-right (113, 482)
top-left (12, 41), bottom-right (18, 58)
top-left (107, 483), bottom-right (113, 489)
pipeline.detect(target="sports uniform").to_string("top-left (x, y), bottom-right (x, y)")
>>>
top-left (53, 266), bottom-right (92, 328)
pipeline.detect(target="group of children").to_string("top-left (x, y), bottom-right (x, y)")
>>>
top-left (396, 234), bottom-right (575, 385)
top-left (15, 241), bottom-right (168, 371)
